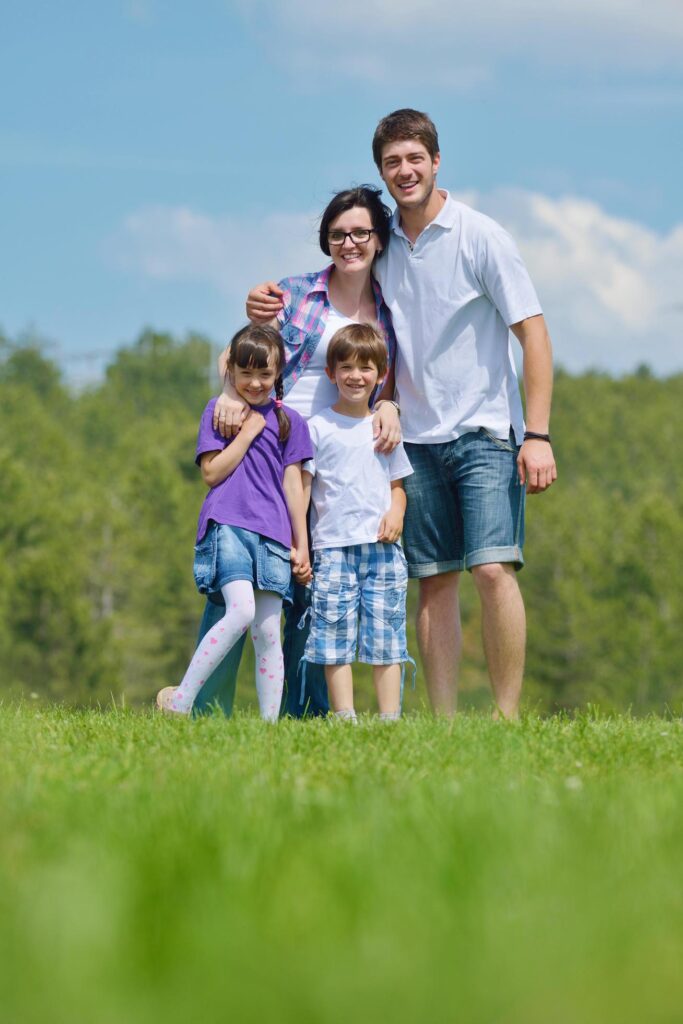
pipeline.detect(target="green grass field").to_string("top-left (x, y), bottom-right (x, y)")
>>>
top-left (1, 704), bottom-right (682, 1023)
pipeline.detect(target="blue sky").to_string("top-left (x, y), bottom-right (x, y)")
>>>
top-left (2, 0), bottom-right (682, 382)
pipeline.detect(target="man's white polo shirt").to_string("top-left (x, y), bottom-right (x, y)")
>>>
top-left (374, 190), bottom-right (542, 445)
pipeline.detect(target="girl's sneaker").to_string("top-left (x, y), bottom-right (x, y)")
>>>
top-left (155, 687), bottom-right (189, 716)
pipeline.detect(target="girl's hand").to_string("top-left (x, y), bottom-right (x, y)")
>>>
top-left (377, 510), bottom-right (403, 544)
top-left (291, 546), bottom-right (312, 585)
top-left (213, 392), bottom-right (249, 438)
top-left (240, 410), bottom-right (267, 442)
top-left (246, 282), bottom-right (284, 324)
top-left (372, 401), bottom-right (401, 454)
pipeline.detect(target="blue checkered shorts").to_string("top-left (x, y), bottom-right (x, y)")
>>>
top-left (304, 542), bottom-right (409, 665)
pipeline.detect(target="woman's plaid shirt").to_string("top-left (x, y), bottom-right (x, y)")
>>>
top-left (276, 264), bottom-right (397, 396)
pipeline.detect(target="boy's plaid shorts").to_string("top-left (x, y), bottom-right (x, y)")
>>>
top-left (304, 542), bottom-right (409, 665)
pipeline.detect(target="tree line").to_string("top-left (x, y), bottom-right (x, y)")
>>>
top-left (1, 330), bottom-right (681, 714)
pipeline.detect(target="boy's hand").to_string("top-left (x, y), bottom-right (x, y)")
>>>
top-left (246, 282), bottom-right (285, 324)
top-left (377, 511), bottom-right (403, 544)
top-left (372, 401), bottom-right (401, 453)
top-left (291, 546), bottom-right (312, 585)
top-left (240, 410), bottom-right (267, 442)
top-left (213, 392), bottom-right (249, 438)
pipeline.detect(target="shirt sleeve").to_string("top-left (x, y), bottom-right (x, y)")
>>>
top-left (282, 408), bottom-right (314, 467)
top-left (195, 398), bottom-right (228, 465)
top-left (275, 278), bottom-right (293, 329)
top-left (478, 224), bottom-right (543, 328)
top-left (387, 441), bottom-right (414, 482)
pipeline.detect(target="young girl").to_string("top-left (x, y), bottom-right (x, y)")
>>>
top-left (156, 324), bottom-right (313, 720)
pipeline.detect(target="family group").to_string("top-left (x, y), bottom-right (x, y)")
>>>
top-left (156, 108), bottom-right (557, 722)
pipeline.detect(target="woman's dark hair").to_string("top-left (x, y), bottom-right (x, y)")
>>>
top-left (226, 324), bottom-right (290, 442)
top-left (318, 185), bottom-right (392, 257)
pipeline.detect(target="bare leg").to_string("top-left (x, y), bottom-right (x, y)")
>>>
top-left (373, 664), bottom-right (401, 716)
top-left (416, 572), bottom-right (461, 717)
top-left (471, 563), bottom-right (525, 719)
top-left (324, 664), bottom-right (354, 713)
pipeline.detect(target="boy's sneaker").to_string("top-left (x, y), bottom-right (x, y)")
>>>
top-left (155, 686), bottom-right (189, 716)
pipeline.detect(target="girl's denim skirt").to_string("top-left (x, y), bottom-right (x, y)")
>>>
top-left (194, 521), bottom-right (291, 599)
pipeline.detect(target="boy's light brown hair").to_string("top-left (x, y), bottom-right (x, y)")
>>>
top-left (326, 323), bottom-right (388, 379)
top-left (372, 108), bottom-right (440, 170)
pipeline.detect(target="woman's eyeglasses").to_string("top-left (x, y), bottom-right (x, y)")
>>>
top-left (327, 229), bottom-right (377, 246)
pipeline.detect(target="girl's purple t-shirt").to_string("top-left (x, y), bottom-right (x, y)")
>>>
top-left (195, 398), bottom-right (313, 548)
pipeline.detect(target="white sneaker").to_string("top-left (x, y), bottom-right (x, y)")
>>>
top-left (155, 686), bottom-right (189, 716)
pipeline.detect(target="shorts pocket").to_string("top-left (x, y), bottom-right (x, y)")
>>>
top-left (259, 540), bottom-right (292, 592)
top-left (480, 427), bottom-right (517, 453)
top-left (193, 527), bottom-right (218, 594)
top-left (312, 583), bottom-right (352, 626)
top-left (384, 586), bottom-right (407, 630)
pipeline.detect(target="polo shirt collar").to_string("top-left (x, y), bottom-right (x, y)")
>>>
top-left (390, 189), bottom-right (457, 238)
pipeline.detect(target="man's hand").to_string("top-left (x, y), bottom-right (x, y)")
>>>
top-left (517, 439), bottom-right (557, 493)
top-left (213, 392), bottom-right (249, 438)
top-left (246, 282), bottom-right (285, 324)
top-left (372, 401), bottom-right (402, 454)
top-left (291, 546), bottom-right (312, 585)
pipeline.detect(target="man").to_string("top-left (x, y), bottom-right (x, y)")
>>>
top-left (248, 108), bottom-right (557, 718)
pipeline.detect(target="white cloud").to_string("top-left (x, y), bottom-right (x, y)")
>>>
top-left (464, 189), bottom-right (683, 373)
top-left (110, 205), bottom-right (322, 297)
top-left (112, 194), bottom-right (683, 375)
top-left (235, 0), bottom-right (683, 86)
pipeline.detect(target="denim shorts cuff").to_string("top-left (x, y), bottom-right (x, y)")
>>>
top-left (407, 558), bottom-right (464, 579)
top-left (466, 545), bottom-right (524, 570)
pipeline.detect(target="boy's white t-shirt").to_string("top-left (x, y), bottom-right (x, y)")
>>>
top-left (306, 407), bottom-right (413, 550)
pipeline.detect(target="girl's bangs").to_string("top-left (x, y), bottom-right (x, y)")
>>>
top-left (231, 337), bottom-right (275, 369)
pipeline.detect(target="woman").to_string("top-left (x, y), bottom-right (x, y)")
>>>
top-left (195, 185), bottom-right (401, 717)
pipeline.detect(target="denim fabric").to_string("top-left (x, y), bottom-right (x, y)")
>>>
top-left (193, 522), bottom-right (291, 598)
top-left (402, 429), bottom-right (525, 576)
top-left (191, 582), bottom-right (329, 718)
top-left (281, 581), bottom-right (329, 716)
top-left (191, 597), bottom-right (243, 717)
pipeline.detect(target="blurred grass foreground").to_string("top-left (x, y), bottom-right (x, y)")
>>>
top-left (2, 704), bottom-right (682, 1023)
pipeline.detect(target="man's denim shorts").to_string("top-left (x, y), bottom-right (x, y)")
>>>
top-left (402, 429), bottom-right (525, 577)
top-left (193, 522), bottom-right (291, 599)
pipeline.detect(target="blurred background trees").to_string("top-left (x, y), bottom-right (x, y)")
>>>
top-left (1, 331), bottom-right (681, 714)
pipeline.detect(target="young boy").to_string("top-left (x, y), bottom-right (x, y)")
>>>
top-left (302, 323), bottom-right (413, 721)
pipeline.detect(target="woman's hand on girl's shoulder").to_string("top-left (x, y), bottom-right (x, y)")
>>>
top-left (372, 401), bottom-right (402, 454)
top-left (213, 393), bottom-right (249, 438)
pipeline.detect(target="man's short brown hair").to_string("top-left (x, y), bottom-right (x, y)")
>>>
top-left (372, 108), bottom-right (440, 170)
top-left (326, 323), bottom-right (388, 378)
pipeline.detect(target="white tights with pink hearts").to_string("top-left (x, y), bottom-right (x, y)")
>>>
top-left (172, 580), bottom-right (284, 720)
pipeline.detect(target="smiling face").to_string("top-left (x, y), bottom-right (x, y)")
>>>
top-left (230, 355), bottom-right (278, 406)
top-left (379, 139), bottom-right (441, 214)
top-left (326, 354), bottom-right (380, 415)
top-left (327, 206), bottom-right (382, 278)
